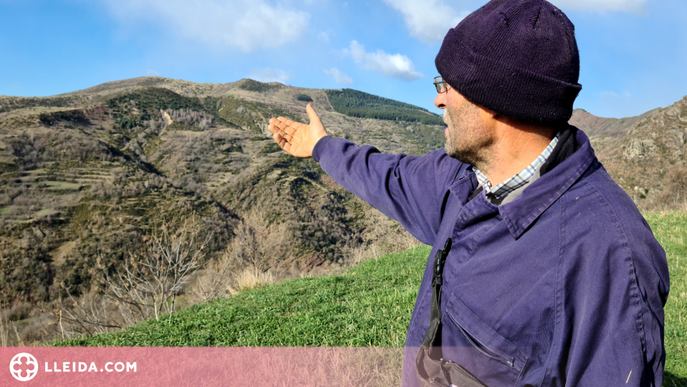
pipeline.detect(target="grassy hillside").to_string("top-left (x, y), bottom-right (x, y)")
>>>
top-left (58, 245), bottom-right (428, 347)
top-left (644, 212), bottom-right (687, 386)
top-left (56, 212), bottom-right (687, 386)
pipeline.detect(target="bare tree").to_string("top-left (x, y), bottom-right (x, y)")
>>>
top-left (103, 219), bottom-right (211, 324)
top-left (165, 108), bottom-right (214, 130)
top-left (53, 290), bottom-right (119, 339)
top-left (194, 209), bottom-right (288, 302)
top-left (50, 217), bottom-right (214, 339)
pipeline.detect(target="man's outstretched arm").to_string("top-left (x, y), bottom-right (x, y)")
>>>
top-left (267, 104), bottom-right (465, 246)
top-left (267, 103), bottom-right (328, 158)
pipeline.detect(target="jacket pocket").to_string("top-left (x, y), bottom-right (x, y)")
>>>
top-left (444, 294), bottom-right (528, 387)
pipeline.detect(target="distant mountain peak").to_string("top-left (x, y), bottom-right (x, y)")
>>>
top-left (570, 107), bottom-right (660, 138)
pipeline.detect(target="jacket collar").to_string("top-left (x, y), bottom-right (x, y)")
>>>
top-left (498, 126), bottom-right (597, 239)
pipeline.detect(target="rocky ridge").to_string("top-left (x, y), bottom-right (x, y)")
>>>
top-left (570, 98), bottom-right (687, 209)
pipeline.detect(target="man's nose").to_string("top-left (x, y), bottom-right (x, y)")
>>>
top-left (434, 92), bottom-right (446, 109)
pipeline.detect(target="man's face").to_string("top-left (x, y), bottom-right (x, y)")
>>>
top-left (436, 87), bottom-right (495, 167)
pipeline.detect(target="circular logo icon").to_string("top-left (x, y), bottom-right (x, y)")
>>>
top-left (9, 353), bottom-right (38, 382)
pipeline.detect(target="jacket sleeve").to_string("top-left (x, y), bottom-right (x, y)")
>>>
top-left (544, 185), bottom-right (669, 387)
top-left (312, 136), bottom-right (463, 246)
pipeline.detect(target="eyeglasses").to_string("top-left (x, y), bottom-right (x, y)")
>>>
top-left (433, 76), bottom-right (451, 93)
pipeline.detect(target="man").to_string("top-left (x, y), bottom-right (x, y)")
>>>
top-left (268, 0), bottom-right (670, 385)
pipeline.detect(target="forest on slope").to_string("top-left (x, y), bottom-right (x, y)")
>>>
top-left (325, 88), bottom-right (445, 125)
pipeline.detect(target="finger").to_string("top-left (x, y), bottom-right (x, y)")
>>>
top-left (285, 126), bottom-right (296, 136)
top-left (269, 118), bottom-right (280, 125)
top-left (306, 103), bottom-right (323, 126)
top-left (284, 119), bottom-right (294, 127)
top-left (267, 123), bottom-right (277, 134)
top-left (278, 122), bottom-right (287, 130)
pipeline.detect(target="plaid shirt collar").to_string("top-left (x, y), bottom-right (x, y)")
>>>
top-left (473, 131), bottom-right (560, 201)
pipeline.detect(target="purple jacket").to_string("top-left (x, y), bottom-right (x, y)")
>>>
top-left (312, 128), bottom-right (669, 386)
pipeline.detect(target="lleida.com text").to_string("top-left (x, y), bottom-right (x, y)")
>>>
top-left (45, 361), bottom-right (137, 373)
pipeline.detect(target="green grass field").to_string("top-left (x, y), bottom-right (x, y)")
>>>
top-left (59, 245), bottom-right (427, 347)
top-left (57, 212), bottom-right (687, 386)
top-left (645, 212), bottom-right (687, 387)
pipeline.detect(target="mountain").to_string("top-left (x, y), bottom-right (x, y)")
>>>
top-left (569, 108), bottom-right (660, 138)
top-left (570, 99), bottom-right (687, 209)
top-left (0, 77), bottom-right (443, 343)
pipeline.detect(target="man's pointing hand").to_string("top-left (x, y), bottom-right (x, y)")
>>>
top-left (268, 103), bottom-right (328, 158)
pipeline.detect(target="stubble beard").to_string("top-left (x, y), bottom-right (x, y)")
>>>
top-left (444, 101), bottom-right (494, 168)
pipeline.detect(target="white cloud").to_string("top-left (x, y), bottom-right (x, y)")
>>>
top-left (548, 0), bottom-right (646, 13)
top-left (144, 69), bottom-right (161, 77)
top-left (600, 90), bottom-right (632, 101)
top-left (383, 0), bottom-right (647, 42)
top-left (248, 68), bottom-right (292, 83)
top-left (324, 68), bottom-right (353, 85)
top-left (343, 41), bottom-right (423, 81)
top-left (382, 0), bottom-right (468, 44)
top-left (99, 0), bottom-right (310, 52)
top-left (318, 31), bottom-right (330, 42)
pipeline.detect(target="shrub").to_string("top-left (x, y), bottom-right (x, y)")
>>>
top-left (297, 94), bottom-right (313, 102)
top-left (39, 110), bottom-right (90, 126)
top-left (239, 79), bottom-right (282, 93)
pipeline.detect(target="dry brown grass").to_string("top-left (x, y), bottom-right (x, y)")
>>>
top-left (205, 347), bottom-right (404, 386)
top-left (345, 208), bottom-right (423, 267)
top-left (227, 267), bottom-right (276, 295)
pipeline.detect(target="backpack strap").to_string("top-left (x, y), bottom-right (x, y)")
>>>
top-left (421, 237), bottom-right (452, 348)
top-left (415, 237), bottom-right (487, 387)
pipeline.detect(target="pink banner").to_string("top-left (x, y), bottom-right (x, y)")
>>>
top-left (1, 347), bottom-right (403, 386)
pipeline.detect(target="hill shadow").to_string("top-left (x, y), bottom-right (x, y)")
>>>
top-left (664, 372), bottom-right (687, 387)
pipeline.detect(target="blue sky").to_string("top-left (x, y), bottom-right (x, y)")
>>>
top-left (1, 0), bottom-right (685, 118)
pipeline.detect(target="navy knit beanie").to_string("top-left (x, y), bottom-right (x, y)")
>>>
top-left (435, 0), bottom-right (582, 125)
